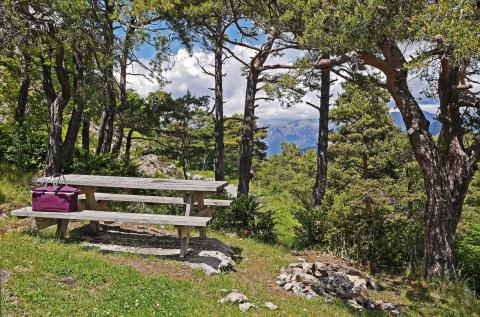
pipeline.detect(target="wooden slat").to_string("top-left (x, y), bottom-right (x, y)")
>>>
top-left (37, 174), bottom-right (227, 192)
top-left (11, 207), bottom-right (210, 227)
top-left (78, 193), bottom-right (232, 206)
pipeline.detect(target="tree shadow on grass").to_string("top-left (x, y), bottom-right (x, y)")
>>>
top-left (64, 223), bottom-right (243, 274)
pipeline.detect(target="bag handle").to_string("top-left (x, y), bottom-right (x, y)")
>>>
top-left (42, 173), bottom-right (68, 189)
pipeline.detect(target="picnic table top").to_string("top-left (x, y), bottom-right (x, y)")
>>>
top-left (36, 174), bottom-right (228, 192)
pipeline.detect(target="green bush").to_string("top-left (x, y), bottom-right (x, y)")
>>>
top-left (211, 194), bottom-right (277, 244)
top-left (63, 150), bottom-right (140, 176)
top-left (455, 224), bottom-right (480, 291)
top-left (292, 194), bottom-right (328, 248)
top-left (0, 124), bottom-right (47, 171)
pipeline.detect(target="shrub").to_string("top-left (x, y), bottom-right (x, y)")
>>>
top-left (211, 194), bottom-right (277, 244)
top-left (455, 224), bottom-right (480, 291)
top-left (292, 194), bottom-right (328, 248)
top-left (63, 150), bottom-right (140, 176)
top-left (0, 124), bottom-right (47, 171)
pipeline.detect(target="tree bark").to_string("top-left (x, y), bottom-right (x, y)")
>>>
top-left (311, 68), bottom-right (330, 206)
top-left (124, 129), bottom-right (134, 161)
top-left (237, 34), bottom-right (276, 194)
top-left (111, 23), bottom-right (135, 157)
top-left (41, 46), bottom-right (71, 175)
top-left (238, 70), bottom-right (258, 194)
top-left (82, 113), bottom-right (90, 153)
top-left (214, 36), bottom-right (225, 181)
top-left (62, 52), bottom-right (85, 160)
top-left (14, 52), bottom-right (31, 126)
top-left (364, 39), bottom-right (479, 278)
top-left (96, 0), bottom-right (116, 155)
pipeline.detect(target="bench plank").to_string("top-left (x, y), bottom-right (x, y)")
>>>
top-left (78, 193), bottom-right (232, 207)
top-left (11, 207), bottom-right (210, 227)
top-left (37, 174), bottom-right (227, 192)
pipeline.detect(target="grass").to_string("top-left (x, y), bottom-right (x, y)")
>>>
top-left (1, 164), bottom-right (480, 316)
top-left (1, 226), bottom-right (479, 316)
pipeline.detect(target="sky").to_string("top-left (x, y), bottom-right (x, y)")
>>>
top-left (125, 38), bottom-right (454, 127)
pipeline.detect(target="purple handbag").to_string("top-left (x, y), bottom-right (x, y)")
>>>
top-left (31, 175), bottom-right (80, 212)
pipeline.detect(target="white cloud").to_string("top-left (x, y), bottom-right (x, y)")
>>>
top-left (126, 44), bottom-right (464, 127)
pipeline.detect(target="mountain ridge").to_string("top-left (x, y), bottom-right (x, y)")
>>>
top-left (264, 111), bottom-right (441, 155)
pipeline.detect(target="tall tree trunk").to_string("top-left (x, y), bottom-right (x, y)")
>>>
top-left (237, 34), bottom-right (276, 194)
top-left (62, 52), bottom-right (85, 160)
top-left (82, 113), bottom-right (90, 153)
top-left (111, 23), bottom-right (135, 157)
top-left (41, 47), bottom-right (70, 175)
top-left (111, 124), bottom-right (124, 155)
top-left (355, 39), bottom-right (480, 278)
top-left (214, 36), bottom-right (225, 181)
top-left (124, 129), bottom-right (134, 161)
top-left (14, 52), bottom-right (31, 126)
top-left (238, 71), bottom-right (258, 194)
top-left (386, 71), bottom-right (457, 278)
top-left (311, 68), bottom-right (330, 206)
top-left (96, 0), bottom-right (116, 155)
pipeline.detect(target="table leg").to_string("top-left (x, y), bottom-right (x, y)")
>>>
top-left (183, 192), bottom-right (193, 216)
top-left (79, 186), bottom-right (101, 234)
top-left (194, 192), bottom-right (208, 239)
top-left (55, 219), bottom-right (69, 239)
top-left (178, 226), bottom-right (191, 258)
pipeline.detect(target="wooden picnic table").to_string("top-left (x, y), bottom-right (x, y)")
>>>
top-left (12, 174), bottom-right (230, 257)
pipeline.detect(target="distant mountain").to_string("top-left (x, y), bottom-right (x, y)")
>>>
top-left (264, 111), bottom-right (441, 155)
top-left (390, 111), bottom-right (441, 135)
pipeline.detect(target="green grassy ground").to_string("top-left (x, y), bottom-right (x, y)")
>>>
top-left (1, 164), bottom-right (480, 316)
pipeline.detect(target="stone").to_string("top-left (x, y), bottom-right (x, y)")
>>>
top-left (239, 302), bottom-right (254, 312)
top-left (380, 302), bottom-right (396, 311)
top-left (390, 309), bottom-right (401, 316)
top-left (219, 291), bottom-right (248, 304)
top-left (288, 262), bottom-right (303, 269)
top-left (277, 273), bottom-right (289, 281)
top-left (295, 273), bottom-right (321, 287)
top-left (347, 299), bottom-right (363, 311)
top-left (284, 282), bottom-right (294, 291)
top-left (276, 280), bottom-right (286, 286)
top-left (292, 282), bottom-right (304, 294)
top-left (264, 302), bottom-right (278, 310)
top-left (302, 262), bottom-right (313, 272)
top-left (297, 257), bottom-right (306, 262)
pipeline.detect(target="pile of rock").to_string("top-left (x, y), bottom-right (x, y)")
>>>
top-left (276, 260), bottom-right (400, 315)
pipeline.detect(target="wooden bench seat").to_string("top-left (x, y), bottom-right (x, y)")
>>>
top-left (11, 207), bottom-right (209, 257)
top-left (78, 193), bottom-right (232, 207)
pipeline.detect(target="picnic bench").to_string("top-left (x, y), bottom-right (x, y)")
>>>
top-left (11, 174), bottom-right (231, 257)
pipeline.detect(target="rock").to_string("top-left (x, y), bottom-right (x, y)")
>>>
top-left (351, 278), bottom-right (368, 295)
top-left (288, 262), bottom-right (303, 269)
top-left (264, 302), bottom-right (278, 310)
top-left (276, 280), bottom-right (286, 286)
top-left (292, 282), bottom-right (304, 294)
top-left (297, 257), bottom-right (306, 262)
top-left (277, 273), bottom-right (289, 281)
top-left (366, 277), bottom-right (380, 290)
top-left (390, 309), bottom-right (401, 316)
top-left (239, 302), bottom-right (254, 312)
top-left (302, 262), bottom-right (313, 272)
top-left (380, 301), bottom-right (396, 311)
top-left (284, 282), bottom-right (294, 291)
top-left (295, 273), bottom-right (321, 287)
top-left (303, 290), bottom-right (319, 299)
top-left (347, 299), bottom-right (363, 311)
top-left (219, 291), bottom-right (248, 304)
